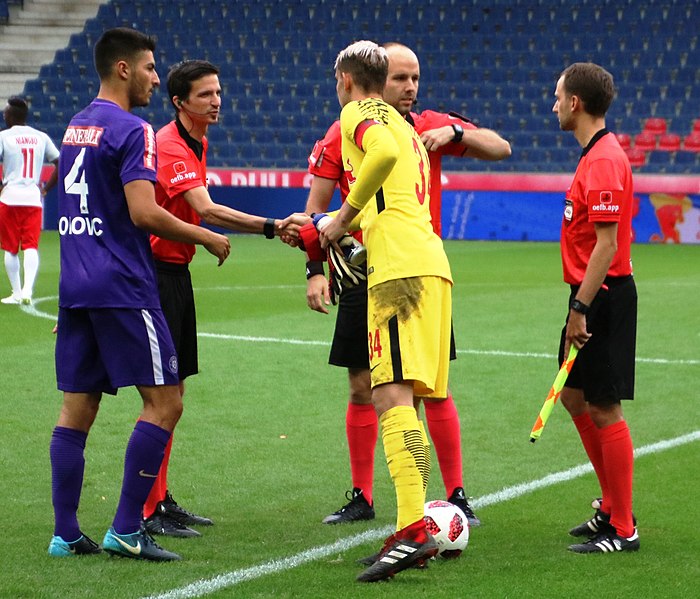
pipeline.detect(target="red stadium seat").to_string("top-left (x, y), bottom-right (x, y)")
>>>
top-left (657, 133), bottom-right (681, 151)
top-left (634, 131), bottom-right (657, 151)
top-left (615, 133), bottom-right (631, 150)
top-left (643, 117), bottom-right (667, 135)
top-left (692, 119), bottom-right (700, 133)
top-left (625, 147), bottom-right (647, 167)
top-left (682, 132), bottom-right (700, 152)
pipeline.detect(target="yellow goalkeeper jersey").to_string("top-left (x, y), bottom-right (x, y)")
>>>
top-left (339, 97), bottom-right (452, 288)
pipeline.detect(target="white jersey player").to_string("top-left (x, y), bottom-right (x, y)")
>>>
top-left (0, 96), bottom-right (59, 304)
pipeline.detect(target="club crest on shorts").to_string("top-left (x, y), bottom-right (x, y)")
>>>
top-left (168, 354), bottom-right (178, 374)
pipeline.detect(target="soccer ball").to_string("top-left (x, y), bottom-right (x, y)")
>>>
top-left (424, 500), bottom-right (470, 558)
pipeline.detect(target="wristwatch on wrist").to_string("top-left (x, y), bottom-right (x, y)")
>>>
top-left (263, 217), bottom-right (275, 239)
top-left (570, 298), bottom-right (590, 315)
top-left (451, 123), bottom-right (464, 143)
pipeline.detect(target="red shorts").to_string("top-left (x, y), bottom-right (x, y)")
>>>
top-left (0, 203), bottom-right (42, 253)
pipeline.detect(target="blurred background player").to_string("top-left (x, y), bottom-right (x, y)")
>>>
top-left (318, 40), bottom-right (453, 582)
top-left (0, 96), bottom-right (59, 305)
top-left (304, 42), bottom-right (511, 527)
top-left (49, 27), bottom-right (230, 562)
top-left (145, 59), bottom-right (306, 537)
top-left (551, 62), bottom-right (639, 554)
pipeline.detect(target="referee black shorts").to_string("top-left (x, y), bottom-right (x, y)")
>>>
top-left (329, 279), bottom-right (370, 370)
top-left (155, 260), bottom-right (199, 381)
top-left (559, 275), bottom-right (637, 405)
top-left (328, 278), bottom-right (458, 370)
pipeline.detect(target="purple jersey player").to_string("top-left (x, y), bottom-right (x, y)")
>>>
top-left (57, 101), bottom-right (161, 309)
top-left (48, 28), bottom-right (229, 562)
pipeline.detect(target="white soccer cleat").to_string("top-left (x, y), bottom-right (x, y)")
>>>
top-left (1, 294), bottom-right (21, 305)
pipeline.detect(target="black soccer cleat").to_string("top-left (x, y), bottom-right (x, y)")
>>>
top-left (569, 509), bottom-right (613, 538)
top-left (568, 528), bottom-right (640, 554)
top-left (570, 502), bottom-right (637, 538)
top-left (143, 512), bottom-right (201, 538)
top-left (357, 530), bottom-right (438, 582)
top-left (103, 526), bottom-right (181, 561)
top-left (447, 487), bottom-right (481, 527)
top-left (322, 488), bottom-right (375, 524)
top-left (160, 491), bottom-right (213, 527)
top-left (48, 532), bottom-right (102, 557)
top-left (357, 549), bottom-right (429, 569)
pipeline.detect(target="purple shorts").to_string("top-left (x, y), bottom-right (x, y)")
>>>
top-left (55, 307), bottom-right (179, 395)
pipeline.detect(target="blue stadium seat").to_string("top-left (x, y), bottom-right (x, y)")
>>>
top-left (673, 150), bottom-right (699, 172)
top-left (647, 152), bottom-right (672, 170)
top-left (22, 79), bottom-right (44, 101)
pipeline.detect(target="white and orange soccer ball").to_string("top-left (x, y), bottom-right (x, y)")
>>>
top-left (424, 500), bottom-right (470, 558)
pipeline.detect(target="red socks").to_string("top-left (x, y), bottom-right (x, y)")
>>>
top-left (346, 403), bottom-right (378, 505)
top-left (572, 412), bottom-right (610, 513)
top-left (143, 433), bottom-right (173, 519)
top-left (573, 413), bottom-right (635, 537)
top-left (424, 394), bottom-right (463, 496)
top-left (396, 516), bottom-right (430, 542)
top-left (599, 420), bottom-right (635, 537)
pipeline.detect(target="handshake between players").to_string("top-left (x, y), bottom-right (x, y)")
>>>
top-left (277, 211), bottom-right (368, 313)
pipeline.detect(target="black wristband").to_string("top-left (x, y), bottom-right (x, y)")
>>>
top-left (570, 298), bottom-right (590, 315)
top-left (263, 217), bottom-right (275, 239)
top-left (306, 260), bottom-right (324, 279)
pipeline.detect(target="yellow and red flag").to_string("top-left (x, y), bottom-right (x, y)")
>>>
top-left (529, 345), bottom-right (578, 443)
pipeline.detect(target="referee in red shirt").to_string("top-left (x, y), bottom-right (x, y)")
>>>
top-left (145, 60), bottom-right (305, 537)
top-left (552, 62), bottom-right (639, 554)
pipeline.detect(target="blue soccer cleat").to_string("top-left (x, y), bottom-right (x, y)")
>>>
top-left (103, 526), bottom-right (181, 561)
top-left (48, 533), bottom-right (102, 557)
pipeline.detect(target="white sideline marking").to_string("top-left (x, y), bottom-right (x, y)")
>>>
top-left (18, 295), bottom-right (58, 320)
top-left (195, 284), bottom-right (304, 291)
top-left (199, 332), bottom-right (700, 366)
top-left (143, 430), bottom-right (699, 599)
top-left (18, 298), bottom-right (700, 366)
top-left (199, 332), bottom-right (328, 347)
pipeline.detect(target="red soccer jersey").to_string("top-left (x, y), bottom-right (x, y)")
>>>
top-left (308, 120), bottom-right (362, 243)
top-left (308, 120), bottom-right (349, 200)
top-left (409, 111), bottom-right (476, 237)
top-left (560, 130), bottom-right (634, 285)
top-left (150, 120), bottom-right (208, 264)
top-left (309, 112), bottom-right (475, 238)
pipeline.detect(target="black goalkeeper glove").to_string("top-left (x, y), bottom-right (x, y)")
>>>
top-left (327, 235), bottom-right (367, 305)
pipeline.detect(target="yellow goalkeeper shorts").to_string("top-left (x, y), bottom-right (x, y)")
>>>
top-left (366, 275), bottom-right (452, 396)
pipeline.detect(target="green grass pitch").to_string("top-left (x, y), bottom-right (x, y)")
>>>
top-left (1, 233), bottom-right (698, 598)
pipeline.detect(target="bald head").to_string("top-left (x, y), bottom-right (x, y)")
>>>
top-left (382, 43), bottom-right (421, 115)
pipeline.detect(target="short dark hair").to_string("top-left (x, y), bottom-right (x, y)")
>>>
top-left (94, 27), bottom-right (156, 79)
top-left (167, 59), bottom-right (220, 105)
top-left (561, 62), bottom-right (615, 117)
top-left (335, 41), bottom-right (388, 93)
top-left (6, 96), bottom-right (28, 122)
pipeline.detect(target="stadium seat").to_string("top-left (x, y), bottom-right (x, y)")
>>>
top-left (634, 131), bottom-right (657, 151)
top-left (692, 118), bottom-right (700, 133)
top-left (615, 133), bottom-right (631, 150)
top-left (643, 117), bottom-right (667, 135)
top-left (657, 133), bottom-right (681, 151)
top-left (625, 147), bottom-right (647, 168)
top-left (682, 132), bottom-right (700, 152)
top-left (674, 150), bottom-right (698, 171)
top-left (646, 151), bottom-right (672, 170)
